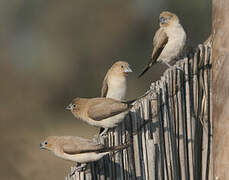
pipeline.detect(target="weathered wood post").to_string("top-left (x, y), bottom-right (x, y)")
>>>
top-left (212, 0), bottom-right (229, 179)
top-left (65, 44), bottom-right (213, 180)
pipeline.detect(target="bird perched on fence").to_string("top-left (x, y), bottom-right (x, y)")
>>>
top-left (40, 136), bottom-right (128, 176)
top-left (101, 60), bottom-right (132, 100)
top-left (66, 97), bottom-right (133, 136)
top-left (100, 60), bottom-right (132, 135)
top-left (138, 11), bottom-right (186, 78)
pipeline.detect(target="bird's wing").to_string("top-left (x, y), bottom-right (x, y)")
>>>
top-left (101, 74), bottom-right (108, 97)
top-left (63, 137), bottom-right (104, 154)
top-left (87, 98), bottom-right (131, 121)
top-left (138, 28), bottom-right (168, 78)
top-left (151, 28), bottom-right (168, 63)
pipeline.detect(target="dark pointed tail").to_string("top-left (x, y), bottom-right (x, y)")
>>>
top-left (104, 142), bottom-right (130, 153)
top-left (138, 60), bottom-right (153, 78)
top-left (122, 92), bottom-right (150, 105)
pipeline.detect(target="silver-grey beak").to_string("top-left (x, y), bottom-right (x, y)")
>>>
top-left (65, 104), bottom-right (72, 111)
top-left (160, 17), bottom-right (167, 24)
top-left (124, 66), bottom-right (133, 73)
top-left (40, 143), bottom-right (44, 149)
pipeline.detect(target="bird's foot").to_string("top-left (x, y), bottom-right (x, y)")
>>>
top-left (99, 133), bottom-right (108, 139)
top-left (101, 133), bottom-right (108, 138)
top-left (163, 61), bottom-right (173, 69)
top-left (70, 166), bottom-right (80, 177)
top-left (70, 164), bottom-right (87, 177)
top-left (163, 61), bottom-right (183, 71)
top-left (174, 65), bottom-right (183, 71)
top-left (99, 128), bottom-right (108, 138)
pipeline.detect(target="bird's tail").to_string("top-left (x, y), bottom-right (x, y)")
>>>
top-left (107, 143), bottom-right (130, 152)
top-left (99, 142), bottom-right (130, 153)
top-left (138, 59), bottom-right (154, 78)
top-left (121, 92), bottom-right (150, 105)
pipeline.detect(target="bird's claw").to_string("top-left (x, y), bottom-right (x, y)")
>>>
top-left (175, 66), bottom-right (183, 71)
top-left (99, 128), bottom-right (108, 138)
top-left (99, 132), bottom-right (108, 138)
top-left (70, 165), bottom-right (86, 177)
top-left (70, 167), bottom-right (79, 177)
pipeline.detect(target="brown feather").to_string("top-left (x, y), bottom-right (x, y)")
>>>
top-left (87, 98), bottom-right (131, 121)
top-left (151, 28), bottom-right (168, 63)
top-left (62, 136), bottom-right (105, 154)
top-left (101, 74), bottom-right (108, 97)
top-left (138, 28), bottom-right (168, 78)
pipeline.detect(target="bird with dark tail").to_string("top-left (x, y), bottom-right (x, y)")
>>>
top-left (138, 11), bottom-right (186, 78)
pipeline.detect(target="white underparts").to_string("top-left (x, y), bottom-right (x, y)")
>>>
top-left (159, 24), bottom-right (186, 63)
top-left (106, 75), bottom-right (127, 101)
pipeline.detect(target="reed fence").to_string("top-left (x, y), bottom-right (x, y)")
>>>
top-left (66, 44), bottom-right (213, 180)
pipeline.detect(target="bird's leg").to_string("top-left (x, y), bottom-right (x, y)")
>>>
top-left (80, 163), bottom-right (87, 171)
top-left (163, 61), bottom-right (173, 69)
top-left (70, 164), bottom-right (80, 177)
top-left (99, 128), bottom-right (108, 138)
top-left (163, 61), bottom-right (183, 71)
top-left (175, 65), bottom-right (183, 71)
top-left (70, 163), bottom-right (87, 177)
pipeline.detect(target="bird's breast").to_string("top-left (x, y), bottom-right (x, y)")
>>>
top-left (159, 26), bottom-right (186, 62)
top-left (106, 76), bottom-right (127, 100)
top-left (62, 152), bottom-right (109, 163)
top-left (99, 111), bottom-right (129, 128)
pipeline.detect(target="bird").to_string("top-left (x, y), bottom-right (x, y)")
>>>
top-left (66, 97), bottom-right (133, 136)
top-left (100, 60), bottom-right (132, 135)
top-left (138, 11), bottom-right (186, 78)
top-left (40, 136), bottom-right (128, 176)
top-left (101, 61), bottom-right (132, 100)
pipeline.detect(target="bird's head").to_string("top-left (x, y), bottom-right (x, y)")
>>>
top-left (65, 98), bottom-right (82, 115)
top-left (159, 11), bottom-right (179, 27)
top-left (40, 136), bottom-right (58, 151)
top-left (110, 61), bottom-right (132, 77)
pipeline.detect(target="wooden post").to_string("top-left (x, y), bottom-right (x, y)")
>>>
top-left (212, 0), bottom-right (229, 179)
top-left (65, 44), bottom-right (213, 180)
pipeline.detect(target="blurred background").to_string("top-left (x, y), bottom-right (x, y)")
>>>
top-left (0, 0), bottom-right (211, 179)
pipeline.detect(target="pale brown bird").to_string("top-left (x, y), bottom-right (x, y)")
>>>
top-left (66, 97), bottom-right (133, 136)
top-left (40, 136), bottom-right (128, 176)
top-left (100, 61), bottom-right (132, 135)
top-left (101, 61), bottom-right (132, 100)
top-left (138, 11), bottom-right (186, 78)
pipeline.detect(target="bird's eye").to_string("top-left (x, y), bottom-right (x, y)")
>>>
top-left (167, 16), bottom-right (171, 19)
top-left (121, 65), bottom-right (124, 68)
top-left (73, 104), bottom-right (77, 108)
top-left (44, 142), bottom-right (48, 145)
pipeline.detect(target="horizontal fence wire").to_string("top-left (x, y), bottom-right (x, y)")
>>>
top-left (65, 44), bottom-right (212, 180)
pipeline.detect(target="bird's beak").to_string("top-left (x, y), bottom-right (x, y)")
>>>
top-left (124, 66), bottom-right (133, 73)
top-left (160, 17), bottom-right (167, 24)
top-left (40, 143), bottom-right (44, 149)
top-left (65, 104), bottom-right (72, 111)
